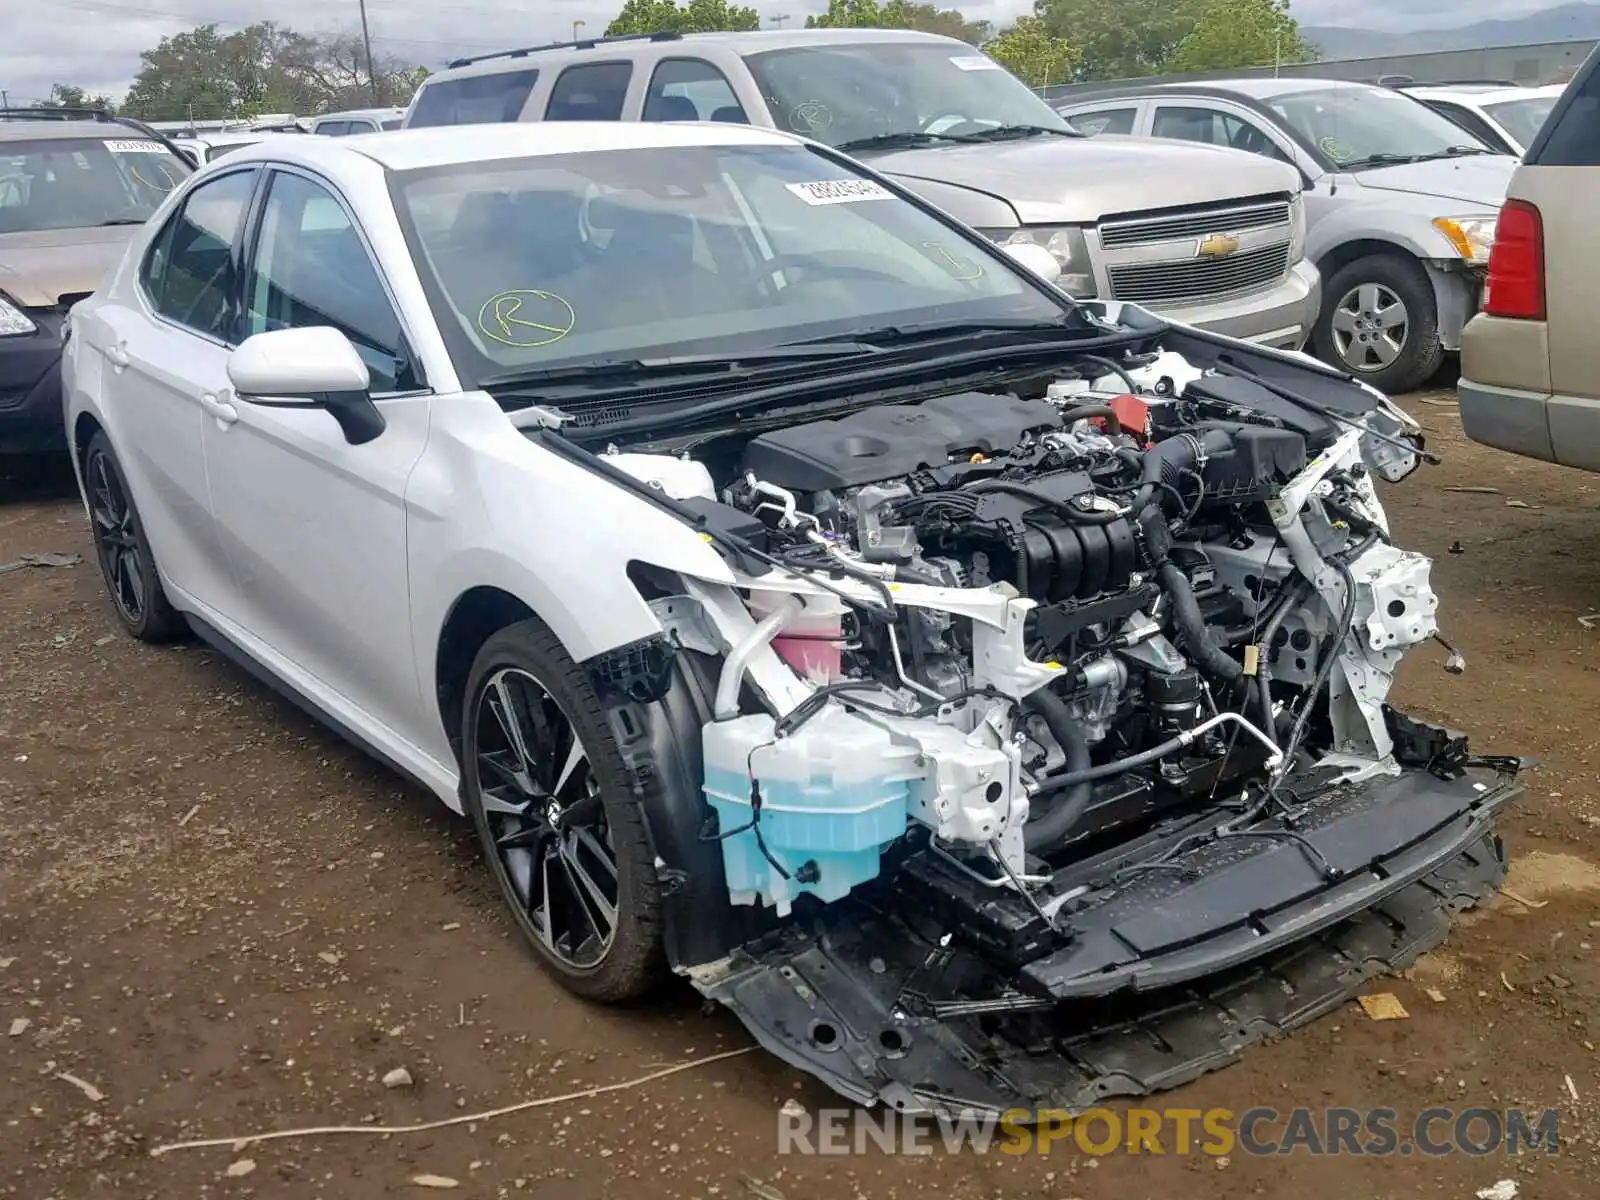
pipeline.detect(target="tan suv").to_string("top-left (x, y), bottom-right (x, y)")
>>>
top-left (1460, 51), bottom-right (1600, 469)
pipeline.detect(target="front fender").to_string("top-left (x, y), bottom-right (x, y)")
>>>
top-left (1307, 204), bottom-right (1463, 266)
top-left (407, 401), bottom-right (738, 755)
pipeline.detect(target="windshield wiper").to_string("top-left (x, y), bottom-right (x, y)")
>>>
top-left (823, 316), bottom-right (1077, 347)
top-left (99, 217), bottom-right (148, 226)
top-left (965, 123), bottom-right (1084, 141)
top-left (834, 131), bottom-right (985, 152)
top-left (1413, 145), bottom-right (1498, 161)
top-left (479, 342), bottom-right (877, 390)
top-left (1336, 152), bottom-right (1425, 170)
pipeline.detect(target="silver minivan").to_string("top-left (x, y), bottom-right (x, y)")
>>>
top-left (1057, 79), bottom-right (1518, 393)
top-left (404, 29), bottom-right (1322, 350)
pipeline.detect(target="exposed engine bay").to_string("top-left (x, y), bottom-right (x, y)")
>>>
top-left (561, 336), bottom-right (1522, 1117)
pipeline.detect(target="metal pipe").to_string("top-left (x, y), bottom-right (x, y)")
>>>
top-left (714, 594), bottom-right (804, 720)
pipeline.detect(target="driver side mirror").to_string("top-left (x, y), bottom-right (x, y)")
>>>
top-left (227, 327), bottom-right (386, 445)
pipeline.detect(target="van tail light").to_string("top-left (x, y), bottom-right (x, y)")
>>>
top-left (1483, 199), bottom-right (1545, 320)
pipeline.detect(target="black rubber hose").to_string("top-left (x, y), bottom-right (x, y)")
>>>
top-left (1157, 561), bottom-right (1243, 681)
top-left (1253, 576), bottom-right (1310, 746)
top-left (1031, 726), bottom-right (1194, 797)
top-left (966, 479), bottom-right (1126, 525)
top-left (1056, 403), bottom-right (1122, 436)
top-left (1074, 354), bottom-right (1139, 393)
top-left (1022, 688), bottom-right (1095, 851)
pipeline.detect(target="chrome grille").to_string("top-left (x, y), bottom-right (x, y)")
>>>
top-left (1107, 243), bottom-right (1291, 306)
top-left (1100, 200), bottom-right (1292, 249)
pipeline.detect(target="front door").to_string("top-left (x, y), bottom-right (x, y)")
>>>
top-left (200, 167), bottom-right (432, 743)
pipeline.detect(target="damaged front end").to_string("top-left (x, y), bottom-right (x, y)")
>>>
top-left (571, 336), bottom-right (1522, 1118)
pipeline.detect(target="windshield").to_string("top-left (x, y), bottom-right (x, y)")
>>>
top-left (1267, 86), bottom-right (1495, 168)
top-left (1485, 96), bottom-right (1558, 149)
top-left (741, 42), bottom-right (1070, 148)
top-left (393, 142), bottom-right (1064, 388)
top-left (0, 137), bottom-right (189, 233)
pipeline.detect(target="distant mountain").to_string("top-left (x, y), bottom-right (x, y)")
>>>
top-left (1304, 3), bottom-right (1600, 61)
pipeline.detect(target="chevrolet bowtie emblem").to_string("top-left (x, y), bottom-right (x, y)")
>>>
top-left (1197, 232), bottom-right (1241, 259)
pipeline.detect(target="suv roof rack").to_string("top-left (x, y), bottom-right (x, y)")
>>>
top-left (0, 108), bottom-right (198, 166)
top-left (1403, 78), bottom-right (1523, 89)
top-left (447, 29), bottom-right (682, 70)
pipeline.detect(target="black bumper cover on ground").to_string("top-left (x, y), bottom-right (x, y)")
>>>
top-left (690, 761), bottom-right (1520, 1118)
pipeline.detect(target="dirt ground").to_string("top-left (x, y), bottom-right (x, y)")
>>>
top-left (3, 394), bottom-right (1600, 1199)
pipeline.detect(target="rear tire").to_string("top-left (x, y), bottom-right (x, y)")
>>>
top-left (1312, 253), bottom-right (1444, 395)
top-left (83, 432), bottom-right (186, 643)
top-left (460, 618), bottom-right (665, 1002)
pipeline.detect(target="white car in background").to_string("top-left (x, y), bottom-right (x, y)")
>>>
top-left (59, 119), bottom-right (1517, 1119)
top-left (1401, 82), bottom-right (1566, 156)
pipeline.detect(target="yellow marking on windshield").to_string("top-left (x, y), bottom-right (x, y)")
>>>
top-left (476, 290), bottom-right (576, 348)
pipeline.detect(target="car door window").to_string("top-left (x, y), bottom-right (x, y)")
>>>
top-left (141, 168), bottom-right (258, 341)
top-left (1153, 105), bottom-right (1292, 163)
top-left (545, 62), bottom-right (633, 121)
top-left (242, 171), bottom-right (420, 393)
top-left (644, 58), bottom-right (748, 122)
top-left (347, 120), bottom-right (378, 135)
top-left (1063, 107), bottom-right (1135, 136)
top-left (317, 121), bottom-right (350, 136)
top-left (409, 69), bottom-right (541, 126)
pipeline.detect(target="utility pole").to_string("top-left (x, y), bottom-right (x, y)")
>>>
top-left (770, 13), bottom-right (791, 28)
top-left (358, 0), bottom-right (380, 104)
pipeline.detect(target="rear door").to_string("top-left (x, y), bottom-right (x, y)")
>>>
top-left (95, 166), bottom-right (261, 614)
top-left (1517, 54), bottom-right (1600, 469)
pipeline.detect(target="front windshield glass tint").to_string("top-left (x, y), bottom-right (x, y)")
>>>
top-left (1485, 97), bottom-right (1558, 149)
top-left (1267, 87), bottom-right (1494, 167)
top-left (0, 137), bottom-right (190, 232)
top-left (742, 42), bottom-right (1069, 147)
top-left (393, 143), bottom-right (1062, 386)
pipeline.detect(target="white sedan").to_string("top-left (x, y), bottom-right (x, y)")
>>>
top-left (63, 119), bottom-right (1514, 1116)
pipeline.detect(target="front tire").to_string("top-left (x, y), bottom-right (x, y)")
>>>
top-left (1312, 253), bottom-right (1444, 395)
top-left (460, 618), bottom-right (665, 1002)
top-left (83, 432), bottom-right (185, 643)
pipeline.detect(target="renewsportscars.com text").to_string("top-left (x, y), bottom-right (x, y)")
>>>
top-left (778, 1105), bottom-right (1562, 1157)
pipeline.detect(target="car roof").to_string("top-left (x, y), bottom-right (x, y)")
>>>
top-left (218, 118), bottom-right (806, 174)
top-left (316, 107), bottom-right (407, 122)
top-left (1404, 83), bottom-right (1565, 104)
top-left (1059, 77), bottom-right (1391, 106)
top-left (433, 27), bottom-right (966, 79)
top-left (0, 120), bottom-right (148, 144)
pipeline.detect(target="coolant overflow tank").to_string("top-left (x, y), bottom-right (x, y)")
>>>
top-left (702, 708), bottom-right (917, 916)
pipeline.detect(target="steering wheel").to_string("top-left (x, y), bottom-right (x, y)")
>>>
top-left (922, 113), bottom-right (978, 135)
top-left (739, 252), bottom-right (910, 303)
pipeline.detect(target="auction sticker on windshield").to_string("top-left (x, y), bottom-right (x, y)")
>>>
top-left (950, 55), bottom-right (1001, 70)
top-left (785, 179), bottom-right (895, 206)
top-left (104, 140), bottom-right (166, 154)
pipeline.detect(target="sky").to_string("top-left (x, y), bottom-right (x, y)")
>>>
top-left (0, 0), bottom-right (1576, 107)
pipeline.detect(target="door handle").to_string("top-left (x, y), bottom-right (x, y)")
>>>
top-left (105, 342), bottom-right (130, 371)
top-left (200, 392), bottom-right (238, 426)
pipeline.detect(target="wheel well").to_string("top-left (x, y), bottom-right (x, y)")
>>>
top-left (435, 586), bottom-right (535, 764)
top-left (72, 412), bottom-right (104, 470)
top-left (1316, 239), bottom-right (1416, 282)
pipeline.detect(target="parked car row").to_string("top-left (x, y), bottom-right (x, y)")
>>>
top-left (0, 29), bottom-right (1589, 470)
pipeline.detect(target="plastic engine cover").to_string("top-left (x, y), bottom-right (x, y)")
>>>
top-left (702, 709), bottom-right (917, 916)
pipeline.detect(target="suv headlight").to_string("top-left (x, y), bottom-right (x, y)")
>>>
top-left (977, 225), bottom-right (1096, 298)
top-left (1432, 215), bottom-right (1498, 265)
top-left (1290, 192), bottom-right (1307, 260)
top-left (0, 294), bottom-right (37, 337)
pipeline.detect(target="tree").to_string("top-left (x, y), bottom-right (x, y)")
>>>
top-left (1164, 0), bottom-right (1316, 73)
top-left (33, 84), bottom-right (117, 113)
top-left (982, 18), bottom-right (1080, 90)
top-left (604, 0), bottom-right (760, 36)
top-left (120, 22), bottom-right (424, 122)
top-left (805, 0), bottom-right (991, 46)
top-left (1035, 0), bottom-right (1203, 81)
